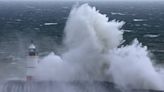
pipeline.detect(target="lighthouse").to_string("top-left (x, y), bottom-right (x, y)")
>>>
top-left (26, 41), bottom-right (38, 81)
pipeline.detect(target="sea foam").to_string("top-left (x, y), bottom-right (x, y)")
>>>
top-left (34, 4), bottom-right (164, 90)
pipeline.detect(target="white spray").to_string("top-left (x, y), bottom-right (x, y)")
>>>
top-left (34, 4), bottom-right (164, 90)
top-left (107, 39), bottom-right (164, 90)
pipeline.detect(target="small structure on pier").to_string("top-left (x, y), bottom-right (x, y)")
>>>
top-left (26, 41), bottom-right (38, 81)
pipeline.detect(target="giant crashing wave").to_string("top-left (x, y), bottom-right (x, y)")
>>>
top-left (1, 4), bottom-right (164, 92)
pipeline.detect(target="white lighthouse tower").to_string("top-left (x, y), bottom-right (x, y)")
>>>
top-left (26, 41), bottom-right (38, 81)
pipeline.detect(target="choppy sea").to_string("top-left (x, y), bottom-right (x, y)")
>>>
top-left (0, 1), bottom-right (164, 85)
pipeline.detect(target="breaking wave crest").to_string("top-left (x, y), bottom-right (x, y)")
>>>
top-left (32, 4), bottom-right (164, 91)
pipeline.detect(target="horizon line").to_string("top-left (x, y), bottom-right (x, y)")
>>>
top-left (0, 0), bottom-right (164, 2)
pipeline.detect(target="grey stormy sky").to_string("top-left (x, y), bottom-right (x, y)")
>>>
top-left (0, 0), bottom-right (164, 1)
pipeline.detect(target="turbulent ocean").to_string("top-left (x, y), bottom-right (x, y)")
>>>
top-left (0, 1), bottom-right (164, 92)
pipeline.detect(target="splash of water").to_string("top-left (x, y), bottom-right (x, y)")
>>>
top-left (34, 4), bottom-right (124, 81)
top-left (107, 39), bottom-right (164, 90)
top-left (33, 4), bottom-right (164, 91)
